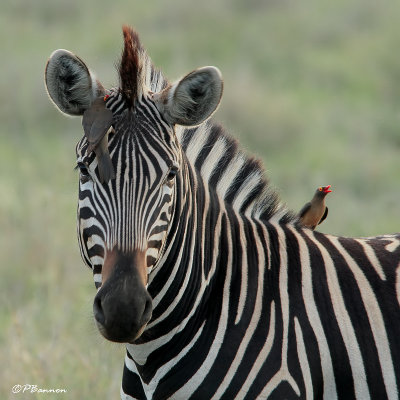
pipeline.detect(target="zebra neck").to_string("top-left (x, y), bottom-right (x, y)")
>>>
top-left (128, 159), bottom-right (278, 377)
top-left (124, 165), bottom-right (307, 399)
top-left (146, 159), bottom-right (224, 328)
top-left (127, 160), bottom-right (232, 370)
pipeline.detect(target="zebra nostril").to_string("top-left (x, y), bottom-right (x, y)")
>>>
top-left (93, 295), bottom-right (105, 326)
top-left (142, 296), bottom-right (153, 324)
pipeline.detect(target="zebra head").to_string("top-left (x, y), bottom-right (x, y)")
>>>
top-left (45, 26), bottom-right (223, 343)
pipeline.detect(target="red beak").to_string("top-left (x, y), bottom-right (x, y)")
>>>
top-left (322, 185), bottom-right (332, 193)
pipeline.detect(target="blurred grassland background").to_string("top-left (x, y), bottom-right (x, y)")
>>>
top-left (1, 0), bottom-right (400, 398)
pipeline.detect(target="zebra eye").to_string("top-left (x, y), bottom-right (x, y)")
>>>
top-left (166, 166), bottom-right (178, 182)
top-left (76, 161), bottom-right (90, 177)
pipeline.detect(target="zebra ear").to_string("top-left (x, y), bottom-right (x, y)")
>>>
top-left (45, 49), bottom-right (105, 116)
top-left (154, 66), bottom-right (223, 126)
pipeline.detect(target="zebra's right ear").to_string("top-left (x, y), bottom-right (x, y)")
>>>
top-left (45, 49), bottom-right (105, 116)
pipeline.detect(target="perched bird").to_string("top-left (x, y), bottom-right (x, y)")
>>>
top-left (82, 96), bottom-right (115, 183)
top-left (299, 185), bottom-right (332, 230)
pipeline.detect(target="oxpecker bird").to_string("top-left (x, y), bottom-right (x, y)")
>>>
top-left (82, 96), bottom-right (115, 183)
top-left (299, 185), bottom-right (332, 229)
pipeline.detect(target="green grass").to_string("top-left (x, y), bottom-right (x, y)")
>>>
top-left (1, 0), bottom-right (400, 398)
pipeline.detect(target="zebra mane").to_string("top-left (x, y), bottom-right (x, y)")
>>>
top-left (118, 27), bottom-right (295, 222)
top-left (118, 26), bottom-right (166, 106)
top-left (176, 123), bottom-right (296, 222)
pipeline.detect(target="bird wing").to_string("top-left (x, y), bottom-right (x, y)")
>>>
top-left (318, 207), bottom-right (328, 224)
top-left (82, 98), bottom-right (113, 152)
top-left (298, 202), bottom-right (311, 218)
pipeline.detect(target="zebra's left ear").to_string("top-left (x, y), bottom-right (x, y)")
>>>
top-left (154, 66), bottom-right (223, 126)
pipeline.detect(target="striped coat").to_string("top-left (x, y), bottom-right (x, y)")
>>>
top-left (45, 26), bottom-right (400, 399)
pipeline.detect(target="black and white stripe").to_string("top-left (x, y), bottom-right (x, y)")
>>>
top-left (73, 45), bottom-right (400, 400)
top-left (77, 92), bottom-right (179, 289)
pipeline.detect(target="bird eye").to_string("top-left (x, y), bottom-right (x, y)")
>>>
top-left (318, 187), bottom-right (322, 191)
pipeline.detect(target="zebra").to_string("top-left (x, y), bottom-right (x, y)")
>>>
top-left (44, 26), bottom-right (400, 399)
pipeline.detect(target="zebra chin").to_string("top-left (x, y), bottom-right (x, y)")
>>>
top-left (94, 318), bottom-right (149, 343)
top-left (92, 248), bottom-right (153, 343)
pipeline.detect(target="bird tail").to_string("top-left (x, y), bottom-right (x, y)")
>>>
top-left (97, 152), bottom-right (115, 183)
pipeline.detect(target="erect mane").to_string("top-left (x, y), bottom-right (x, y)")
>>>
top-left (118, 26), bottom-right (167, 106)
top-left (119, 26), bottom-right (295, 223)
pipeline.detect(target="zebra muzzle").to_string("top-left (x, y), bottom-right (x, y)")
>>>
top-left (93, 249), bottom-right (152, 343)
